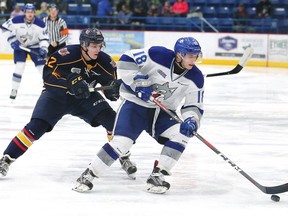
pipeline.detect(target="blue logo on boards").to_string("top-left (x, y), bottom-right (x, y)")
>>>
top-left (218, 36), bottom-right (237, 51)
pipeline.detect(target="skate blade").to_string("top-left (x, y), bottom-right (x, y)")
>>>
top-left (146, 183), bottom-right (168, 194)
top-left (0, 172), bottom-right (7, 177)
top-left (72, 182), bottom-right (91, 193)
top-left (121, 166), bottom-right (137, 180)
top-left (128, 173), bottom-right (136, 180)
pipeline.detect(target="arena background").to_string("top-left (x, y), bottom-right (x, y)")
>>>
top-left (1, 30), bottom-right (287, 68)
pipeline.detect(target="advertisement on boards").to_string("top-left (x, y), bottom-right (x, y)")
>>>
top-left (0, 29), bottom-right (287, 67)
top-left (268, 35), bottom-right (288, 62)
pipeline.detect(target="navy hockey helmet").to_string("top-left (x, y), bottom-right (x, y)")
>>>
top-left (79, 28), bottom-right (105, 47)
top-left (174, 37), bottom-right (202, 57)
top-left (24, 3), bottom-right (36, 12)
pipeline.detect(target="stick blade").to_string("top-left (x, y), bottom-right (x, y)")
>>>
top-left (206, 64), bottom-right (243, 77)
top-left (265, 183), bottom-right (288, 194)
top-left (206, 47), bottom-right (254, 78)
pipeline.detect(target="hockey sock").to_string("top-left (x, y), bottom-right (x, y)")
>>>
top-left (107, 130), bottom-right (113, 141)
top-left (12, 62), bottom-right (25, 90)
top-left (88, 143), bottom-right (119, 177)
top-left (162, 140), bottom-right (185, 161)
top-left (97, 143), bottom-right (119, 166)
top-left (3, 119), bottom-right (50, 159)
top-left (157, 140), bottom-right (186, 172)
top-left (11, 73), bottom-right (22, 90)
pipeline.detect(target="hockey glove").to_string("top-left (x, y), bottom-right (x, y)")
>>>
top-left (133, 75), bottom-right (152, 102)
top-left (39, 48), bottom-right (48, 58)
top-left (104, 79), bottom-right (122, 101)
top-left (66, 73), bottom-right (90, 99)
top-left (180, 117), bottom-right (198, 138)
top-left (10, 40), bottom-right (21, 50)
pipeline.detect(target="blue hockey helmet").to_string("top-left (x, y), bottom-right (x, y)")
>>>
top-left (24, 3), bottom-right (36, 12)
top-left (174, 37), bottom-right (202, 57)
top-left (79, 28), bottom-right (105, 47)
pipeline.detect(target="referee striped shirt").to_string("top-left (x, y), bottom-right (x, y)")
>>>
top-left (43, 16), bottom-right (68, 45)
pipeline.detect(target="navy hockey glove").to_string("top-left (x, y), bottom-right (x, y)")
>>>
top-left (133, 75), bottom-right (152, 102)
top-left (10, 40), bottom-right (21, 50)
top-left (67, 73), bottom-right (90, 99)
top-left (180, 117), bottom-right (198, 138)
top-left (104, 79), bottom-right (122, 101)
top-left (39, 48), bottom-right (47, 58)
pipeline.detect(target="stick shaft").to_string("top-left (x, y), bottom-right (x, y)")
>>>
top-left (19, 46), bottom-right (41, 56)
top-left (151, 97), bottom-right (288, 194)
top-left (88, 85), bottom-right (114, 92)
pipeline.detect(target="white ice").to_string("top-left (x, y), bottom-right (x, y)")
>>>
top-left (0, 60), bottom-right (288, 215)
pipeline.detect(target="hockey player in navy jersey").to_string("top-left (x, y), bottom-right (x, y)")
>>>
top-left (1, 3), bottom-right (49, 100)
top-left (73, 37), bottom-right (204, 194)
top-left (0, 28), bottom-right (136, 179)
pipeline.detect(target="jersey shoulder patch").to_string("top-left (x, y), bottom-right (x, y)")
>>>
top-left (184, 66), bottom-right (204, 89)
top-left (57, 47), bottom-right (70, 56)
top-left (34, 16), bottom-right (46, 28)
top-left (148, 46), bottom-right (174, 69)
top-left (11, 15), bottom-right (25, 24)
top-left (54, 45), bottom-right (81, 63)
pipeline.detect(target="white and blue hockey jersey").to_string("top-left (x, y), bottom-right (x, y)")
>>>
top-left (117, 46), bottom-right (204, 125)
top-left (1, 15), bottom-right (49, 49)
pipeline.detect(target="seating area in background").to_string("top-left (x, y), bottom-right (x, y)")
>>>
top-left (67, 3), bottom-right (92, 15)
top-left (63, 0), bottom-right (288, 33)
top-left (1, 0), bottom-right (287, 34)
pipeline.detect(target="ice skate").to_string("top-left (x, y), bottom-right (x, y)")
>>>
top-left (0, 155), bottom-right (15, 177)
top-left (146, 164), bottom-right (170, 194)
top-left (119, 152), bottom-right (137, 179)
top-left (10, 89), bottom-right (17, 100)
top-left (72, 168), bottom-right (96, 193)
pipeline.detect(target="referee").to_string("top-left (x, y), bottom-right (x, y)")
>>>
top-left (43, 4), bottom-right (69, 56)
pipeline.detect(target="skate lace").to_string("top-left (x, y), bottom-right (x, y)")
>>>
top-left (121, 158), bottom-right (134, 171)
top-left (79, 169), bottom-right (95, 183)
top-left (149, 171), bottom-right (166, 186)
top-left (10, 90), bottom-right (17, 97)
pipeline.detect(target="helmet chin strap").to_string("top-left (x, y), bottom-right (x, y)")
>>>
top-left (174, 53), bottom-right (186, 75)
top-left (176, 53), bottom-right (185, 69)
top-left (81, 46), bottom-right (94, 60)
top-left (175, 59), bottom-right (184, 69)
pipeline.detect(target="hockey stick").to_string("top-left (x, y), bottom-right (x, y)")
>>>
top-left (91, 48), bottom-right (253, 93)
top-left (89, 85), bottom-right (114, 92)
top-left (19, 45), bottom-right (42, 56)
top-left (89, 79), bottom-right (123, 92)
top-left (205, 47), bottom-right (254, 78)
top-left (150, 96), bottom-right (288, 194)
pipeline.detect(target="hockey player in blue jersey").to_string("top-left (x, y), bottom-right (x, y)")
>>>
top-left (0, 28), bottom-right (136, 179)
top-left (73, 37), bottom-right (204, 194)
top-left (1, 3), bottom-right (49, 100)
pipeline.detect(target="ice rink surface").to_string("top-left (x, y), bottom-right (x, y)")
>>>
top-left (0, 60), bottom-right (288, 215)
